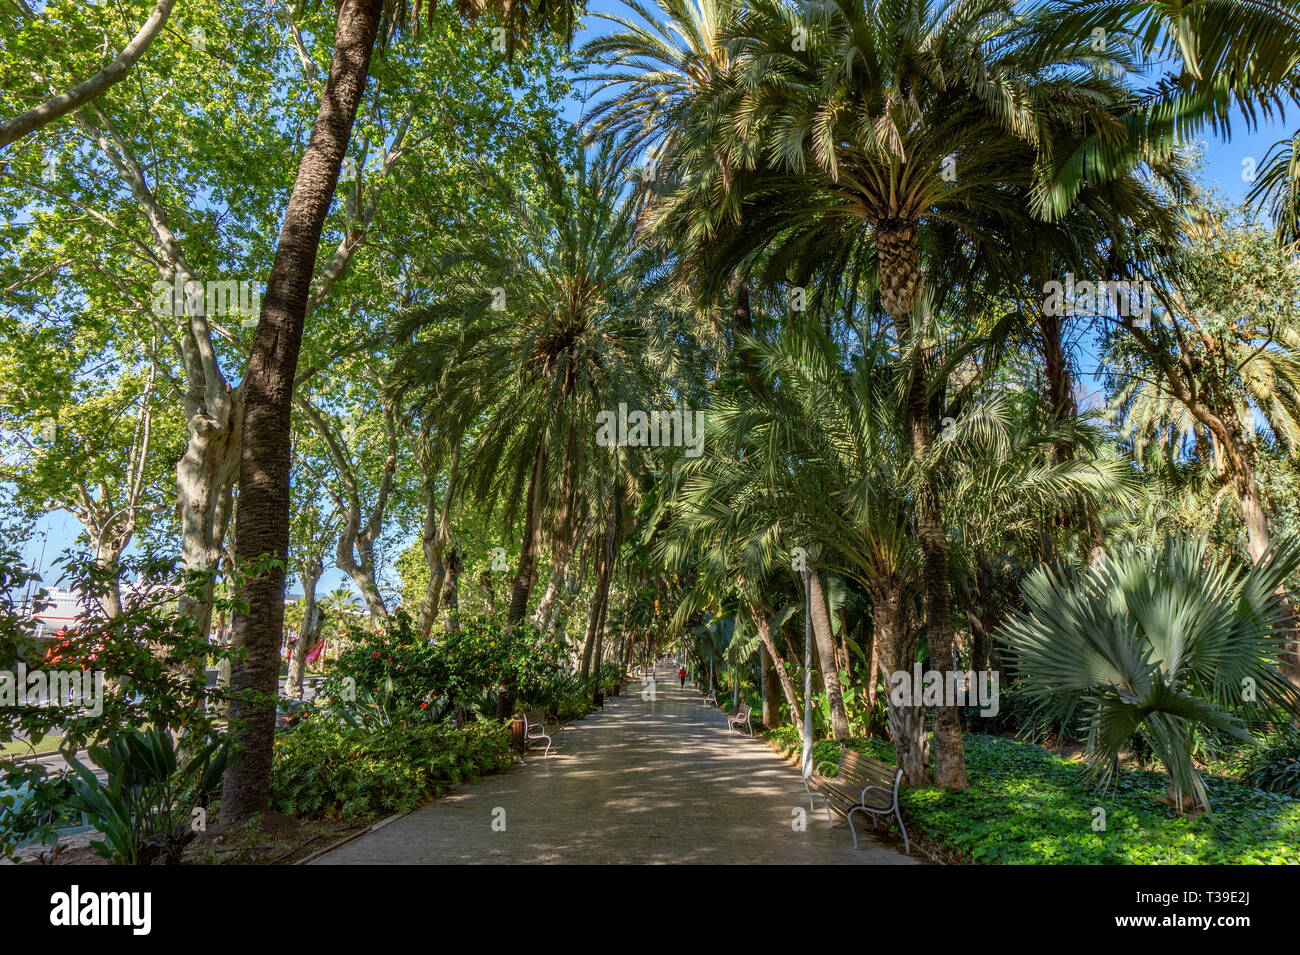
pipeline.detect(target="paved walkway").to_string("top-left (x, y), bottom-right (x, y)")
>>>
top-left (314, 662), bottom-right (917, 864)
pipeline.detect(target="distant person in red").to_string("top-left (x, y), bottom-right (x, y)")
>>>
top-left (678, 666), bottom-right (687, 688)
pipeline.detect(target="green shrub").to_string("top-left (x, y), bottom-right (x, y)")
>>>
top-left (269, 719), bottom-right (514, 820)
top-left (63, 727), bottom-right (228, 864)
top-left (318, 610), bottom-right (571, 721)
top-left (1000, 533), bottom-right (1300, 811)
top-left (1237, 733), bottom-right (1300, 798)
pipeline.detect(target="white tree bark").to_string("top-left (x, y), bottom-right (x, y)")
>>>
top-left (0, 0), bottom-right (178, 149)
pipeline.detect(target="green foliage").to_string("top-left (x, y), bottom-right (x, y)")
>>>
top-left (0, 762), bottom-right (78, 862)
top-left (1000, 533), bottom-right (1300, 810)
top-left (0, 552), bottom-right (236, 751)
top-left (317, 608), bottom-right (573, 720)
top-left (269, 720), bottom-right (513, 820)
top-left (1235, 732), bottom-right (1300, 798)
top-left (62, 727), bottom-right (229, 865)
top-left (905, 735), bottom-right (1300, 864)
top-left (797, 733), bottom-right (1300, 864)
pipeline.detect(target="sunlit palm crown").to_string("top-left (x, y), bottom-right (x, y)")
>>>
top-left (387, 147), bottom-right (693, 519)
top-left (638, 0), bottom-right (1180, 316)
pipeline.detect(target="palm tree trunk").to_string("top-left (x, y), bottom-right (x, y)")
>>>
top-left (898, 341), bottom-right (968, 787)
top-left (749, 602), bottom-right (803, 737)
top-left (507, 444), bottom-right (546, 626)
top-left (879, 218), bottom-right (969, 788)
top-left (580, 524), bottom-right (614, 679)
top-left (417, 444), bottom-right (459, 634)
top-left (874, 585), bottom-right (929, 785)
top-left (760, 643), bottom-right (780, 728)
top-left (221, 0), bottom-right (384, 825)
top-left (808, 571), bottom-right (851, 740)
top-left (442, 546), bottom-right (461, 633)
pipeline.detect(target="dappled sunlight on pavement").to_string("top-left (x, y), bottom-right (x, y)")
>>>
top-left (313, 662), bottom-right (918, 864)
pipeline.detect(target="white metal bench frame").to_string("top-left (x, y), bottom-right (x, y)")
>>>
top-left (727, 703), bottom-right (753, 736)
top-left (805, 754), bottom-right (910, 854)
top-left (521, 710), bottom-right (552, 757)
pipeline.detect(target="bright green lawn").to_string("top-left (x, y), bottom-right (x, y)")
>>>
top-left (767, 729), bottom-right (1300, 864)
top-left (1, 733), bottom-right (63, 758)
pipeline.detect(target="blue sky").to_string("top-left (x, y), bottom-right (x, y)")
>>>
top-left (16, 1), bottom-right (1298, 601)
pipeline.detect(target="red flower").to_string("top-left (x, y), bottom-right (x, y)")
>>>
top-left (372, 652), bottom-right (380, 658)
top-left (420, 702), bottom-right (428, 709)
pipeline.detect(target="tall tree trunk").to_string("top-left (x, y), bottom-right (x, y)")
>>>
top-left (897, 333), bottom-right (968, 787)
top-left (749, 602), bottom-right (803, 737)
top-left (417, 444), bottom-right (458, 634)
top-left (580, 524), bottom-right (615, 679)
top-left (1038, 308), bottom-right (1077, 436)
top-left (873, 585), bottom-right (929, 785)
top-left (221, 0), bottom-right (384, 824)
top-left (285, 556), bottom-right (322, 701)
top-left (760, 644), bottom-right (781, 728)
top-left (878, 221), bottom-right (968, 787)
top-left (808, 571), bottom-right (851, 740)
top-left (93, 538), bottom-right (126, 619)
top-left (177, 392), bottom-right (241, 643)
top-left (966, 562), bottom-right (995, 676)
top-left (531, 483), bottom-right (581, 631)
top-left (507, 444), bottom-right (546, 627)
top-left (442, 546), bottom-right (461, 634)
top-left (593, 587), bottom-right (611, 672)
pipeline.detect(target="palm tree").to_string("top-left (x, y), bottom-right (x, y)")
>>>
top-left (1042, 0), bottom-right (1300, 243)
top-left (580, 0), bottom-right (737, 178)
top-left (1108, 209), bottom-right (1300, 563)
top-left (716, 316), bottom-right (1127, 780)
top-left (1001, 533), bottom-right (1300, 812)
top-left (389, 145), bottom-right (687, 632)
top-left (646, 0), bottom-right (1170, 787)
top-left (223, 0), bottom-right (581, 825)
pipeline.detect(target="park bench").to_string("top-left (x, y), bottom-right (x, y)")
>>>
top-left (522, 709), bottom-right (553, 757)
top-left (804, 748), bottom-right (909, 854)
top-left (727, 703), bottom-right (753, 736)
top-left (700, 687), bottom-right (717, 707)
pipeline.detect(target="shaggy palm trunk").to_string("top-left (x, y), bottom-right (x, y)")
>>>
top-left (878, 218), bottom-right (969, 789)
top-left (593, 588), bottom-right (611, 672)
top-left (221, 0), bottom-right (384, 823)
top-left (874, 586), bottom-right (929, 785)
top-left (966, 563), bottom-right (995, 677)
top-left (507, 445), bottom-right (546, 627)
top-left (808, 571), bottom-right (851, 739)
top-left (760, 644), bottom-right (781, 728)
top-left (1038, 308), bottom-right (1077, 445)
top-left (532, 461), bottom-right (579, 631)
